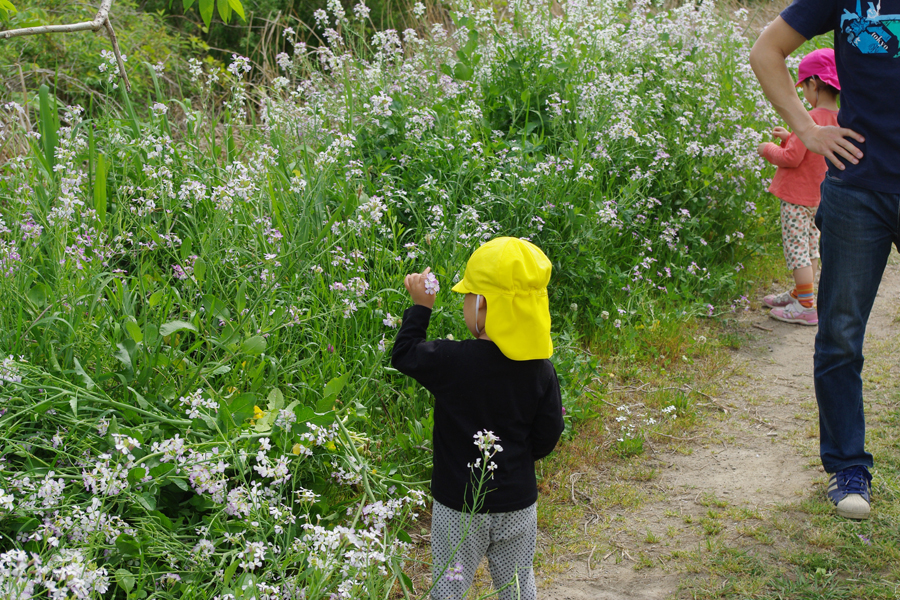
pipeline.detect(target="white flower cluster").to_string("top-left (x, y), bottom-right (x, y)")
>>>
top-left (179, 388), bottom-right (218, 419)
top-left (0, 355), bottom-right (22, 386)
top-left (253, 438), bottom-right (292, 484)
top-left (97, 49), bottom-right (126, 87)
top-left (469, 430), bottom-right (503, 477)
top-left (0, 548), bottom-right (109, 599)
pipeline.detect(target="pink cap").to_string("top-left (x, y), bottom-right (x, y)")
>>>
top-left (795, 48), bottom-right (840, 91)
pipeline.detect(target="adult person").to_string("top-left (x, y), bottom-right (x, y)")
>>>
top-left (750, 0), bottom-right (900, 520)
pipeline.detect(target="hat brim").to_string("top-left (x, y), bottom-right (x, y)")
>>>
top-left (451, 279), bottom-right (474, 294)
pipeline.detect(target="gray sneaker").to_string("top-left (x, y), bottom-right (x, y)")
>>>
top-left (762, 289), bottom-right (796, 308)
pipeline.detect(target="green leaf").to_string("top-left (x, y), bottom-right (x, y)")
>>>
top-left (226, 0), bottom-right (245, 20)
top-left (223, 559), bottom-right (240, 584)
top-left (150, 510), bottom-right (174, 530)
top-left (180, 237), bottom-right (193, 262)
top-left (127, 467), bottom-right (146, 485)
top-left (135, 492), bottom-right (156, 511)
top-left (115, 533), bottom-right (142, 557)
top-left (12, 517), bottom-right (39, 533)
top-left (73, 357), bottom-right (96, 391)
top-left (216, 0), bottom-right (232, 22)
top-left (94, 154), bottom-right (107, 225)
top-left (148, 289), bottom-right (165, 308)
top-left (193, 257), bottom-right (207, 284)
top-left (316, 395), bottom-right (335, 413)
top-left (241, 336), bottom-right (267, 356)
top-left (224, 392), bottom-right (257, 427)
top-left (454, 63), bottom-right (474, 81)
top-left (266, 388), bottom-right (284, 411)
top-left (182, 0), bottom-right (195, 9)
top-left (38, 84), bottom-right (58, 173)
top-left (160, 320), bottom-right (197, 337)
top-left (127, 387), bottom-right (150, 409)
top-left (236, 281), bottom-right (246, 315)
top-left (399, 571), bottom-right (414, 591)
top-left (323, 372), bottom-right (351, 403)
top-left (26, 283), bottom-right (49, 306)
top-left (397, 530), bottom-right (412, 544)
top-left (199, 413), bottom-right (218, 430)
top-left (150, 463), bottom-right (175, 478)
top-left (115, 569), bottom-right (135, 593)
top-left (113, 343), bottom-right (133, 369)
top-left (202, 295), bottom-right (230, 319)
top-left (124, 318), bottom-right (143, 343)
top-left (254, 413), bottom-right (274, 433)
top-left (198, 0), bottom-right (214, 26)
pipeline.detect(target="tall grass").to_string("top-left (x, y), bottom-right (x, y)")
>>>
top-left (0, 0), bottom-right (778, 597)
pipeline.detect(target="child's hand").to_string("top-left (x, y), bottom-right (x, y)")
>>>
top-left (404, 267), bottom-right (438, 309)
top-left (772, 126), bottom-right (790, 142)
top-left (756, 142), bottom-right (769, 157)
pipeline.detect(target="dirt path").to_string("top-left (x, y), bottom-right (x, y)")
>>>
top-left (540, 257), bottom-right (900, 599)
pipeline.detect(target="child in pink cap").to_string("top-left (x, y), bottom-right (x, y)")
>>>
top-left (757, 47), bottom-right (840, 326)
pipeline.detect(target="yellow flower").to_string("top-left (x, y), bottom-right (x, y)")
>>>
top-left (252, 405), bottom-right (265, 422)
top-left (325, 441), bottom-right (336, 451)
top-left (292, 443), bottom-right (302, 455)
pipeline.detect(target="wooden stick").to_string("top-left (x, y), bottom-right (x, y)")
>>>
top-left (102, 17), bottom-right (130, 92)
top-left (1, 0), bottom-right (131, 91)
top-left (1, 0), bottom-right (111, 38)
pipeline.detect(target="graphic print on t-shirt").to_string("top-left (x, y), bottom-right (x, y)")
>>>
top-left (841, 0), bottom-right (900, 56)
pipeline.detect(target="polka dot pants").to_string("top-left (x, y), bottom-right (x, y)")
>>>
top-left (430, 500), bottom-right (537, 600)
top-left (781, 200), bottom-right (820, 271)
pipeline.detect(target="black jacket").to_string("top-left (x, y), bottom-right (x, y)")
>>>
top-left (392, 305), bottom-right (564, 512)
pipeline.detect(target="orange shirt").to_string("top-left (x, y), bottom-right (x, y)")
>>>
top-left (760, 108), bottom-right (840, 207)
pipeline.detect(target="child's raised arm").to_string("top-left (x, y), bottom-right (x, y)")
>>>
top-left (403, 267), bottom-right (439, 309)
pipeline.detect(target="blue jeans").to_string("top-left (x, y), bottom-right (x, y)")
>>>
top-left (814, 175), bottom-right (900, 473)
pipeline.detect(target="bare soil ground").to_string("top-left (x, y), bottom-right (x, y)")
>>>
top-left (539, 257), bottom-right (900, 599)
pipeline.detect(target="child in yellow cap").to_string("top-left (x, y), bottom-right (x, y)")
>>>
top-left (392, 237), bottom-right (564, 600)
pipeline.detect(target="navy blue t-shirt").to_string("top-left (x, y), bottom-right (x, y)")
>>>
top-left (782, 0), bottom-right (900, 192)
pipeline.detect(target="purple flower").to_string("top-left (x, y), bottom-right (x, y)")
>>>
top-left (424, 272), bottom-right (439, 295)
top-left (445, 562), bottom-right (464, 582)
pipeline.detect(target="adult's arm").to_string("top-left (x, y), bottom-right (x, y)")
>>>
top-left (749, 17), bottom-right (864, 169)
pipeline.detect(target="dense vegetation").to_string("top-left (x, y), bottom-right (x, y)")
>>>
top-left (0, 0), bottom-right (779, 597)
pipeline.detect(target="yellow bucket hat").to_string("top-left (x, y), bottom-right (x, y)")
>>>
top-left (451, 237), bottom-right (553, 361)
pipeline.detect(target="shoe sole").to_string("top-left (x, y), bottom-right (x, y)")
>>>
top-left (769, 313), bottom-right (818, 326)
top-left (836, 505), bottom-right (870, 520)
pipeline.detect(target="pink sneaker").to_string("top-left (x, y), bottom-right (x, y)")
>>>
top-left (762, 289), bottom-right (796, 308)
top-left (770, 301), bottom-right (818, 326)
